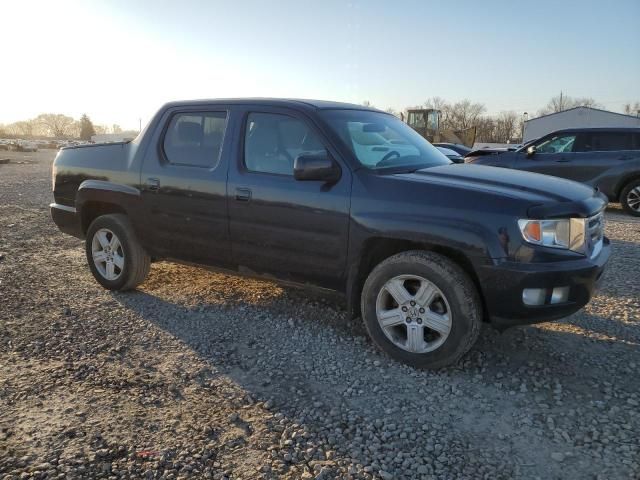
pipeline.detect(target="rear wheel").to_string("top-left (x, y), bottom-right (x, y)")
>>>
top-left (85, 214), bottom-right (150, 290)
top-left (361, 251), bottom-right (482, 369)
top-left (620, 179), bottom-right (640, 217)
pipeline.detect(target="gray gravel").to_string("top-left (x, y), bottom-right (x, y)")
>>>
top-left (1, 150), bottom-right (639, 479)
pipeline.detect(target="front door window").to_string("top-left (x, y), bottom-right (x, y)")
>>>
top-left (535, 134), bottom-right (577, 153)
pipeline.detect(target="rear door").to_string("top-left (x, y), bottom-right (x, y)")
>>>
top-left (227, 106), bottom-right (351, 289)
top-left (138, 105), bottom-right (235, 266)
top-left (568, 131), bottom-right (636, 181)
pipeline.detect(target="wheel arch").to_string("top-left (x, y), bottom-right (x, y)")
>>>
top-left (615, 173), bottom-right (640, 201)
top-left (347, 237), bottom-right (486, 321)
top-left (76, 180), bottom-right (140, 234)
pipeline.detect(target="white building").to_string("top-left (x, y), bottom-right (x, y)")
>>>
top-left (523, 107), bottom-right (640, 142)
top-left (91, 133), bottom-right (137, 144)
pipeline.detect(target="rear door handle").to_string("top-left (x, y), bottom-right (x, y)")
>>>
top-left (145, 178), bottom-right (160, 191)
top-left (556, 158), bottom-right (570, 163)
top-left (235, 187), bottom-right (252, 202)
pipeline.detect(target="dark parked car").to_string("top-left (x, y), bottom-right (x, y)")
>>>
top-left (435, 146), bottom-right (464, 163)
top-left (466, 128), bottom-right (640, 216)
top-left (432, 142), bottom-right (472, 157)
top-left (51, 99), bottom-right (610, 368)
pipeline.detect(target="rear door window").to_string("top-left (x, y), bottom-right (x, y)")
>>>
top-left (585, 132), bottom-right (632, 152)
top-left (163, 112), bottom-right (228, 168)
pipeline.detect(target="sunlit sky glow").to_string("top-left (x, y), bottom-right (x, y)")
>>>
top-left (1, 0), bottom-right (639, 130)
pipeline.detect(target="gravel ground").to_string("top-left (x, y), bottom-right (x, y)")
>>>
top-left (1, 150), bottom-right (639, 480)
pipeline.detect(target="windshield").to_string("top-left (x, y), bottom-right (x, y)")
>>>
top-left (320, 110), bottom-right (451, 171)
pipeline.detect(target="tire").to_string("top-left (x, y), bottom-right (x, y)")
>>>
top-left (361, 250), bottom-right (482, 369)
top-left (620, 179), bottom-right (640, 217)
top-left (85, 214), bottom-right (150, 291)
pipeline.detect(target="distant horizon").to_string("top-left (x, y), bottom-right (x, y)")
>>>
top-left (1, 0), bottom-right (638, 130)
top-left (2, 96), bottom-right (639, 136)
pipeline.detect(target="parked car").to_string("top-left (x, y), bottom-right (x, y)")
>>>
top-left (466, 128), bottom-right (640, 216)
top-left (16, 141), bottom-right (38, 152)
top-left (432, 142), bottom-right (472, 157)
top-left (50, 99), bottom-right (610, 368)
top-left (436, 146), bottom-right (464, 163)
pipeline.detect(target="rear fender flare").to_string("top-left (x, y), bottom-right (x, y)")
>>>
top-left (76, 180), bottom-right (141, 227)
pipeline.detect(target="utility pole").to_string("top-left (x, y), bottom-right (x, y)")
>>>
top-left (139, 118), bottom-right (142, 132)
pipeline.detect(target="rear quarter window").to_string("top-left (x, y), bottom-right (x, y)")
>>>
top-left (163, 112), bottom-right (228, 168)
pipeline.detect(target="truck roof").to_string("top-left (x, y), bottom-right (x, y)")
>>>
top-left (162, 98), bottom-right (381, 112)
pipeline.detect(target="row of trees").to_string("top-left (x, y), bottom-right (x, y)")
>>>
top-left (379, 93), bottom-right (640, 143)
top-left (0, 114), bottom-right (126, 141)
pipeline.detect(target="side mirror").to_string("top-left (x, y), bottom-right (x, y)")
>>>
top-left (526, 145), bottom-right (536, 157)
top-left (294, 153), bottom-right (341, 182)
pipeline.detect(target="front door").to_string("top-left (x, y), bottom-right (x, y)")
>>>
top-left (227, 107), bottom-right (351, 289)
top-left (138, 107), bottom-right (233, 266)
top-left (515, 131), bottom-right (582, 179)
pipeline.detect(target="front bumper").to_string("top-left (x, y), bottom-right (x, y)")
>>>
top-left (476, 237), bottom-right (611, 328)
top-left (50, 203), bottom-right (83, 239)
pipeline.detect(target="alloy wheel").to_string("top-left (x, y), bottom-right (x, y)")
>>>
top-left (375, 274), bottom-right (452, 353)
top-left (91, 228), bottom-right (124, 281)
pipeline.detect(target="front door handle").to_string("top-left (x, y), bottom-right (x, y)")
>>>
top-left (555, 158), bottom-right (570, 163)
top-left (145, 178), bottom-right (160, 191)
top-left (235, 187), bottom-right (252, 202)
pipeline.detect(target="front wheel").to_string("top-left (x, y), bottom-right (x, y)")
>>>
top-left (361, 251), bottom-right (482, 369)
top-left (620, 179), bottom-right (640, 217)
top-left (85, 214), bottom-right (150, 290)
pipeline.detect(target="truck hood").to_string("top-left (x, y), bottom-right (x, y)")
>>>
top-left (393, 164), bottom-right (606, 217)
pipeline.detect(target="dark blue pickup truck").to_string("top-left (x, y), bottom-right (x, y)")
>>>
top-left (51, 99), bottom-right (610, 368)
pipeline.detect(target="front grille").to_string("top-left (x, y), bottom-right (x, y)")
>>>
top-left (586, 211), bottom-right (604, 258)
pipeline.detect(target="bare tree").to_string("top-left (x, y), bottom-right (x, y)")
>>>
top-left (494, 111), bottom-right (519, 142)
top-left (36, 113), bottom-right (75, 137)
top-left (623, 102), bottom-right (640, 116)
top-left (423, 97), bottom-right (451, 128)
top-left (537, 93), bottom-right (601, 116)
top-left (474, 117), bottom-right (496, 143)
top-left (94, 124), bottom-right (107, 135)
top-left (8, 120), bottom-right (38, 137)
top-left (111, 124), bottom-right (123, 134)
top-left (447, 99), bottom-right (486, 130)
top-left (67, 121), bottom-right (81, 139)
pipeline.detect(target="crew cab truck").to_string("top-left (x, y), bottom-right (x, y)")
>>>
top-left (51, 99), bottom-right (610, 368)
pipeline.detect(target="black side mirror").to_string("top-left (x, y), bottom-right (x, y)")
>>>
top-left (294, 153), bottom-right (341, 182)
top-left (526, 145), bottom-right (536, 157)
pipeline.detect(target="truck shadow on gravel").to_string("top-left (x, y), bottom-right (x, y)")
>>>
top-left (111, 281), bottom-right (638, 399)
top-left (103, 274), bottom-right (640, 478)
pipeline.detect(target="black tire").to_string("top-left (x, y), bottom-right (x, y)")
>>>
top-left (620, 179), bottom-right (640, 217)
top-left (361, 250), bottom-right (482, 369)
top-left (85, 214), bottom-right (150, 291)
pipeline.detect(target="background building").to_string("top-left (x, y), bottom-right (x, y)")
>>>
top-left (91, 133), bottom-right (137, 143)
top-left (523, 107), bottom-right (640, 142)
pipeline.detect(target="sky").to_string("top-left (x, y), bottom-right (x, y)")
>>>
top-left (1, 0), bottom-right (639, 130)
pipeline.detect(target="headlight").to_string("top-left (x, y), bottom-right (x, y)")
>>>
top-left (518, 218), bottom-right (586, 252)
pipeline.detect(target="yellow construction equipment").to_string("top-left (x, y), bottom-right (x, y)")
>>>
top-left (402, 109), bottom-right (476, 148)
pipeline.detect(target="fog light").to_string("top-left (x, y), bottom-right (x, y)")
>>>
top-left (550, 286), bottom-right (570, 304)
top-left (522, 288), bottom-right (546, 306)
